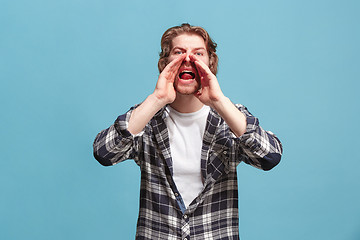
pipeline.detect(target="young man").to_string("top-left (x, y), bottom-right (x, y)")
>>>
top-left (93, 23), bottom-right (282, 239)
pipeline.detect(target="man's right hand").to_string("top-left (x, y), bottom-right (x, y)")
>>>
top-left (153, 55), bottom-right (185, 105)
top-left (127, 55), bottom-right (184, 135)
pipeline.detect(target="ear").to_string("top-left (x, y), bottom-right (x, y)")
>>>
top-left (209, 54), bottom-right (218, 75)
top-left (158, 57), bottom-right (168, 73)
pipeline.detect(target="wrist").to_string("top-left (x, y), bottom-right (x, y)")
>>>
top-left (211, 95), bottom-right (229, 110)
top-left (149, 93), bottom-right (170, 108)
top-left (211, 97), bottom-right (247, 137)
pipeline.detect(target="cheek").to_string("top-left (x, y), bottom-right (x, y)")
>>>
top-left (168, 53), bottom-right (180, 62)
top-left (199, 53), bottom-right (210, 66)
top-left (201, 56), bottom-right (210, 67)
top-left (167, 56), bottom-right (174, 63)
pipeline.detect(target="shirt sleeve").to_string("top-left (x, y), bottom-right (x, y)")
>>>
top-left (234, 104), bottom-right (283, 171)
top-left (93, 106), bottom-right (143, 166)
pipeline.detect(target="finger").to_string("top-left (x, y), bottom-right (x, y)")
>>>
top-left (194, 61), bottom-right (207, 77)
top-left (160, 55), bottom-right (185, 82)
top-left (164, 54), bottom-right (185, 73)
top-left (190, 55), bottom-right (212, 76)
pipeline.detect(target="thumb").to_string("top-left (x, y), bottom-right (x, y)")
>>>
top-left (194, 88), bottom-right (202, 98)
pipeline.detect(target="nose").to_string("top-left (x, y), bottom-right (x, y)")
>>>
top-left (184, 53), bottom-right (192, 64)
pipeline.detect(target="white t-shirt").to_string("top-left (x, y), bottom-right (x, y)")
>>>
top-left (165, 105), bottom-right (210, 208)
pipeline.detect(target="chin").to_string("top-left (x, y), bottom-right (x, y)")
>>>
top-left (174, 77), bottom-right (201, 95)
top-left (176, 89), bottom-right (197, 95)
top-left (174, 84), bottom-right (201, 95)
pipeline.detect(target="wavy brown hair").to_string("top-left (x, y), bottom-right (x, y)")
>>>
top-left (158, 23), bottom-right (218, 75)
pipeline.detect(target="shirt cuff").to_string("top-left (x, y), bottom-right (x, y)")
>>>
top-left (114, 109), bottom-right (145, 138)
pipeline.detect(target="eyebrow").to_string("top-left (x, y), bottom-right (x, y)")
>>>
top-left (172, 47), bottom-right (206, 51)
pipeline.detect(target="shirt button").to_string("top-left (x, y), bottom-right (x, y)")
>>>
top-left (184, 238), bottom-right (188, 240)
top-left (175, 192), bottom-right (179, 197)
top-left (223, 151), bottom-right (228, 155)
top-left (183, 214), bottom-right (188, 219)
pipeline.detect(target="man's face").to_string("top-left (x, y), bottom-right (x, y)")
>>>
top-left (168, 33), bottom-right (210, 95)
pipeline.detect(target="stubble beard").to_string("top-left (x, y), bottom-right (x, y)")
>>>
top-left (173, 78), bottom-right (201, 95)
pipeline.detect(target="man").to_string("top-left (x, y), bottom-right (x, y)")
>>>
top-left (93, 23), bottom-right (282, 239)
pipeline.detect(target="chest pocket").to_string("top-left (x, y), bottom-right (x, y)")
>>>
top-left (206, 135), bottom-right (233, 181)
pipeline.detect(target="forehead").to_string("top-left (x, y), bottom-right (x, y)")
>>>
top-left (171, 33), bottom-right (206, 49)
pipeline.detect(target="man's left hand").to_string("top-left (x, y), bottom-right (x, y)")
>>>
top-left (190, 55), bottom-right (225, 108)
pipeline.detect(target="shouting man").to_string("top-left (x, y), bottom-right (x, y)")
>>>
top-left (93, 23), bottom-right (283, 239)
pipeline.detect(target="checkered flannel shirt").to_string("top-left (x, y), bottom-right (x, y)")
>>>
top-left (93, 104), bottom-right (282, 240)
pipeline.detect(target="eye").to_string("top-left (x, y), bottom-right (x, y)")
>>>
top-left (195, 52), bottom-right (203, 56)
top-left (174, 50), bottom-right (183, 55)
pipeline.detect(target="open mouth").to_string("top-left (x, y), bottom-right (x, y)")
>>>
top-left (179, 71), bottom-right (195, 80)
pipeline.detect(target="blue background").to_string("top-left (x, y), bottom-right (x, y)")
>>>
top-left (1, 0), bottom-right (359, 239)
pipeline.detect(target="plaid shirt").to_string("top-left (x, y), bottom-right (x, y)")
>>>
top-left (93, 104), bottom-right (282, 240)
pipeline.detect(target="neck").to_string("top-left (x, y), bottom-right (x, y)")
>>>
top-left (170, 93), bottom-right (204, 113)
